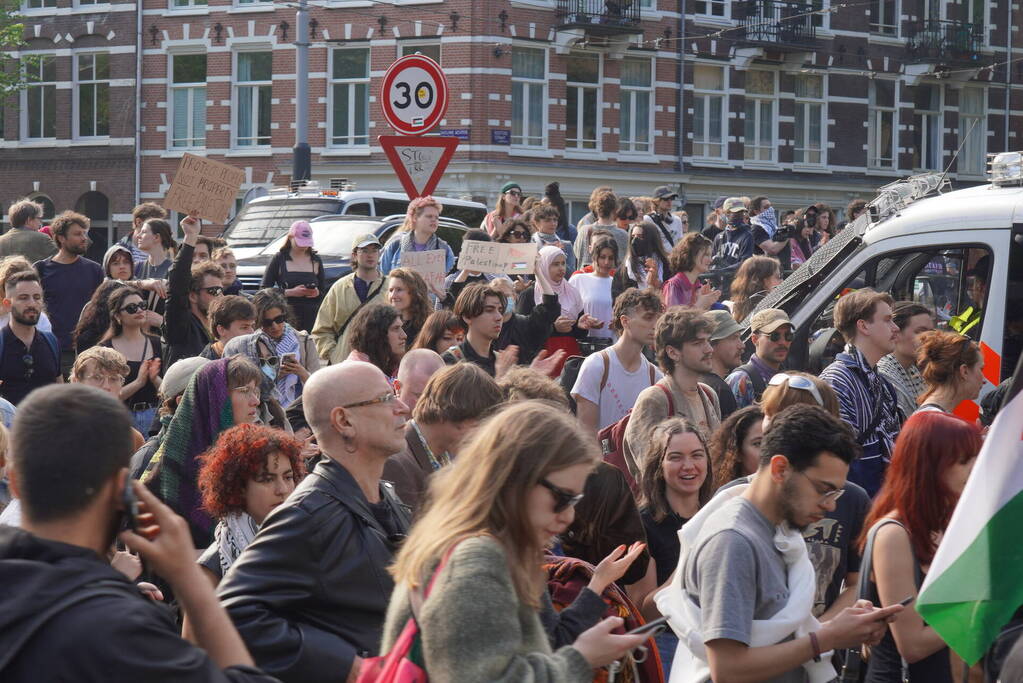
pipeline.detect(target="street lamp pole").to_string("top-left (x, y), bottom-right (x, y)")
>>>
top-left (292, 0), bottom-right (311, 183)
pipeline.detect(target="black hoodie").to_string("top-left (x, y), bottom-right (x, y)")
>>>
top-left (0, 525), bottom-right (278, 682)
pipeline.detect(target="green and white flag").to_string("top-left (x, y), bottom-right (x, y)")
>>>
top-left (917, 389), bottom-right (1023, 665)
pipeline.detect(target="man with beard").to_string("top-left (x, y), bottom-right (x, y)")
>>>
top-left (33, 211), bottom-right (104, 377)
top-left (312, 233), bottom-right (385, 364)
top-left (0, 271), bottom-right (62, 405)
top-left (702, 309), bottom-right (744, 418)
top-left (656, 406), bottom-right (900, 682)
top-left (727, 308), bottom-right (792, 409)
top-left (164, 213), bottom-right (224, 367)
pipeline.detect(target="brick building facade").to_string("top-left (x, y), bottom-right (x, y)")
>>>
top-left (0, 0), bottom-right (138, 262)
top-left (2, 0), bottom-right (1022, 238)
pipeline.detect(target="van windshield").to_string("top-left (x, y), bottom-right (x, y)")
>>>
top-left (224, 199), bottom-right (343, 246)
top-left (261, 220), bottom-right (384, 258)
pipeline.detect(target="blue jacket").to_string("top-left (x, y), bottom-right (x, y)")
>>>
top-left (380, 231), bottom-right (455, 275)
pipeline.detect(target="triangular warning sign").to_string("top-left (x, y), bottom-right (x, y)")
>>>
top-left (379, 135), bottom-right (459, 200)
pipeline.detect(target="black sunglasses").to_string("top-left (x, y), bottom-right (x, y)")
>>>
top-left (508, 230), bottom-right (529, 239)
top-left (539, 478), bottom-right (584, 513)
top-left (262, 314), bottom-right (287, 327)
top-left (22, 353), bottom-right (33, 380)
top-left (760, 330), bottom-right (794, 342)
top-left (121, 302), bottom-right (149, 314)
top-left (193, 286), bottom-right (224, 296)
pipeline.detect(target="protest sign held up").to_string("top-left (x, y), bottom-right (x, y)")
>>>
top-left (457, 241), bottom-right (537, 275)
top-left (164, 153), bottom-right (246, 224)
top-left (401, 249), bottom-right (447, 293)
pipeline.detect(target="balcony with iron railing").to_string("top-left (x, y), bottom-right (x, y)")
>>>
top-left (906, 19), bottom-right (983, 65)
top-left (734, 0), bottom-right (817, 49)
top-left (554, 0), bottom-right (642, 37)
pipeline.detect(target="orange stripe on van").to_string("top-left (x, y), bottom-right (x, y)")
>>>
top-left (980, 342), bottom-right (1001, 386)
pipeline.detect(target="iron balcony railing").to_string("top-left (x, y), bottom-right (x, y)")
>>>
top-left (735, 0), bottom-right (817, 46)
top-left (555, 0), bottom-right (642, 33)
top-left (906, 19), bottom-right (983, 64)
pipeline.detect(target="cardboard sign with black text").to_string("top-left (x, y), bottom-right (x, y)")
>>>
top-left (164, 153), bottom-right (245, 224)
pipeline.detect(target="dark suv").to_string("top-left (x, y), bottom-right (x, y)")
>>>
top-left (234, 215), bottom-right (470, 291)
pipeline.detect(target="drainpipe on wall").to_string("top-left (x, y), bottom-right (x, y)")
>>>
top-left (134, 0), bottom-right (143, 212)
top-left (677, 0), bottom-right (685, 176)
top-left (1005, 0), bottom-right (1011, 153)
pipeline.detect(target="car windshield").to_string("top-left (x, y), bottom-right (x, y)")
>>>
top-left (225, 199), bottom-right (343, 246)
top-left (260, 220), bottom-right (383, 257)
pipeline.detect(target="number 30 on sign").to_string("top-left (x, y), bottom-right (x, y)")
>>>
top-left (380, 54), bottom-right (450, 136)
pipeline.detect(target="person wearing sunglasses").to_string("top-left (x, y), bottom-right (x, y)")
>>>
top-left (819, 288), bottom-right (903, 497)
top-left (726, 307), bottom-right (794, 410)
top-left (252, 288), bottom-right (320, 405)
top-left (657, 405), bottom-right (901, 683)
top-left (482, 181), bottom-right (524, 238)
top-left (218, 361), bottom-right (412, 683)
top-left (496, 217), bottom-right (533, 245)
top-left (164, 213), bottom-right (226, 368)
top-left (383, 401), bottom-right (649, 681)
top-left (99, 286), bottom-right (165, 436)
top-left (644, 185), bottom-right (685, 253)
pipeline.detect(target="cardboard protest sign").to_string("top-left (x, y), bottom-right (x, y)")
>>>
top-left (401, 249), bottom-right (447, 293)
top-left (164, 153), bottom-right (246, 224)
top-left (457, 241), bottom-right (537, 275)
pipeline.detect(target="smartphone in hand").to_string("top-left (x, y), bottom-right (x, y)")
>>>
top-left (122, 478), bottom-right (141, 533)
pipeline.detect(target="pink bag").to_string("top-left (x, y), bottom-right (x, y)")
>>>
top-left (356, 542), bottom-right (461, 683)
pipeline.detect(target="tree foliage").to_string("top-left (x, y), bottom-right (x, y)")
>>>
top-left (0, 0), bottom-right (30, 98)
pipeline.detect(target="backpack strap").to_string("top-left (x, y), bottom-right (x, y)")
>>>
top-left (0, 330), bottom-right (60, 370)
top-left (736, 361), bottom-right (768, 399)
top-left (658, 382), bottom-right (675, 415)
top-left (598, 349), bottom-right (610, 393)
top-left (335, 277), bottom-right (385, 343)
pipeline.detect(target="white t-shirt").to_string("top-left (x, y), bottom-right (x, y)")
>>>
top-left (569, 272), bottom-right (614, 340)
top-left (570, 346), bottom-right (662, 430)
top-left (645, 212), bottom-right (684, 252)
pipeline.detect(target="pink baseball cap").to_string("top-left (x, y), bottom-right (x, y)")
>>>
top-left (289, 221), bottom-right (314, 248)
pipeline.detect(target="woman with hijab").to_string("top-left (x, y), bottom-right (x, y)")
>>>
top-left (222, 331), bottom-right (295, 426)
top-left (140, 355), bottom-right (263, 547)
top-left (517, 245), bottom-right (598, 374)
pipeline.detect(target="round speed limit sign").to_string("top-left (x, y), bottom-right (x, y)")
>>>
top-left (380, 54), bottom-right (449, 136)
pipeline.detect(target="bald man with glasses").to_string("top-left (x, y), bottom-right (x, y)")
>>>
top-left (218, 361), bottom-right (412, 683)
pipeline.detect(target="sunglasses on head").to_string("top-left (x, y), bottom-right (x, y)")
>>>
top-left (262, 314), bottom-right (287, 327)
top-left (768, 373), bottom-right (824, 407)
top-left (121, 302), bottom-right (149, 314)
top-left (539, 478), bottom-right (584, 513)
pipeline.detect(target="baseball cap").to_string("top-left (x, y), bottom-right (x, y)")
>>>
top-left (713, 196), bottom-right (727, 210)
top-left (723, 197), bottom-right (747, 214)
top-left (708, 309), bottom-right (743, 341)
top-left (160, 356), bottom-right (210, 399)
top-left (351, 232), bottom-right (382, 250)
top-left (653, 186), bottom-right (678, 200)
top-left (289, 221), bottom-right (314, 248)
top-left (750, 308), bottom-right (792, 334)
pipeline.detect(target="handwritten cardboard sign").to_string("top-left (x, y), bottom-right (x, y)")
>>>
top-left (164, 153), bottom-right (246, 225)
top-left (401, 249), bottom-right (447, 293)
top-left (457, 241), bottom-right (537, 275)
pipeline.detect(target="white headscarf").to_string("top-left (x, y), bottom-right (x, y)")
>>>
top-left (535, 245), bottom-right (582, 320)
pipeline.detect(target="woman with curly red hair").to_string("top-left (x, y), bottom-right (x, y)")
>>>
top-left (196, 423), bottom-right (306, 584)
top-left (857, 411), bottom-right (981, 682)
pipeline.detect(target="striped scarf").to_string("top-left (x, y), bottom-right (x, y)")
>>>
top-left (274, 325), bottom-right (301, 406)
top-left (141, 357), bottom-right (234, 546)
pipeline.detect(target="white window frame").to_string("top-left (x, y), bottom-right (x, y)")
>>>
top-left (22, 0), bottom-right (56, 8)
top-left (691, 63), bottom-right (728, 161)
top-left (743, 69), bottom-right (778, 164)
top-left (170, 0), bottom-right (208, 9)
top-left (232, 50), bottom-right (272, 149)
top-left (868, 78), bottom-right (899, 170)
top-left (328, 47), bottom-right (370, 149)
top-left (73, 51), bottom-right (110, 140)
top-left (912, 83), bottom-right (943, 171)
top-left (619, 55), bottom-right (654, 155)
top-left (694, 0), bottom-right (727, 20)
top-left (565, 51), bottom-right (602, 153)
top-left (169, 51), bottom-right (207, 149)
top-left (869, 0), bottom-right (900, 36)
top-left (397, 42), bottom-right (441, 64)
top-left (511, 45), bottom-right (547, 149)
top-left (793, 73), bottom-right (826, 167)
top-left (958, 86), bottom-right (986, 177)
top-left (21, 54), bottom-right (57, 141)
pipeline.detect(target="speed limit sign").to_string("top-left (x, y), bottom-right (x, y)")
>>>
top-left (380, 54), bottom-right (449, 136)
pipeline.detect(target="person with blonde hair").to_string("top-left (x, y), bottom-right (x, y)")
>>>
top-left (383, 401), bottom-right (649, 681)
top-left (70, 345), bottom-right (146, 450)
top-left (380, 196), bottom-right (455, 274)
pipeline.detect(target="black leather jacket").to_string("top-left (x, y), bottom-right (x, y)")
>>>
top-left (217, 457), bottom-right (411, 683)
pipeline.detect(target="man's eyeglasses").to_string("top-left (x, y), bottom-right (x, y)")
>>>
top-left (539, 478), bottom-right (584, 513)
top-left (121, 302), bottom-right (149, 315)
top-left (195, 286), bottom-right (224, 296)
top-left (262, 314), bottom-right (287, 328)
top-left (758, 329), bottom-right (794, 342)
top-left (342, 391), bottom-right (398, 409)
top-left (84, 374), bottom-right (126, 388)
top-left (794, 470), bottom-right (845, 503)
top-left (768, 373), bottom-right (824, 407)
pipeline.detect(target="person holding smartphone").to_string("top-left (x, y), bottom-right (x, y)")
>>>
top-left (260, 221), bottom-right (325, 333)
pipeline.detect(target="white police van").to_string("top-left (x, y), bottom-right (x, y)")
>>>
top-left (746, 152), bottom-right (1023, 417)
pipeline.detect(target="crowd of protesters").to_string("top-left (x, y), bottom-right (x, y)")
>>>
top-left (0, 185), bottom-right (1014, 683)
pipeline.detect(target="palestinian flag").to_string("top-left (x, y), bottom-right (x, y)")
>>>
top-left (916, 387), bottom-right (1023, 665)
